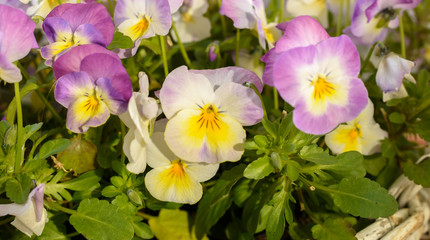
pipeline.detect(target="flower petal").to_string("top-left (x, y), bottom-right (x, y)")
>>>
top-left (0, 53), bottom-right (22, 83)
top-left (165, 109), bottom-right (245, 163)
top-left (95, 77), bottom-right (129, 115)
top-left (42, 17), bottom-right (73, 43)
top-left (185, 162), bottom-right (219, 182)
top-left (160, 66), bottom-right (215, 119)
top-left (54, 71), bottom-right (95, 108)
top-left (66, 95), bottom-right (110, 133)
top-left (73, 23), bottom-right (107, 47)
top-left (168, 0), bottom-right (184, 13)
top-left (123, 128), bottom-right (147, 174)
top-left (376, 53), bottom-right (415, 92)
top-left (11, 200), bottom-right (48, 237)
top-left (214, 82), bottom-right (263, 126)
top-left (171, 15), bottom-right (211, 43)
top-left (220, 0), bottom-right (256, 29)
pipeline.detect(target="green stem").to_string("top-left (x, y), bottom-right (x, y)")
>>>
top-left (273, 87), bottom-right (279, 111)
top-left (57, 0), bottom-right (62, 4)
top-left (14, 82), bottom-right (24, 172)
top-left (235, 29), bottom-right (240, 66)
top-left (399, 13), bottom-right (406, 58)
top-left (171, 21), bottom-right (193, 68)
top-left (346, 0), bottom-right (351, 26)
top-left (336, 0), bottom-right (344, 36)
top-left (299, 175), bottom-right (335, 193)
top-left (359, 41), bottom-right (379, 78)
top-left (159, 35), bottom-right (169, 77)
top-left (35, 89), bottom-right (64, 124)
top-left (66, 232), bottom-right (81, 237)
top-left (217, 0), bottom-right (228, 38)
top-left (279, 0), bottom-right (285, 22)
top-left (45, 201), bottom-right (77, 215)
top-left (136, 212), bottom-right (155, 220)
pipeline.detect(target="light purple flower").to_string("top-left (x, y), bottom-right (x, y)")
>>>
top-left (159, 66), bottom-right (263, 164)
top-left (0, 4), bottom-right (37, 83)
top-left (261, 16), bottom-right (330, 86)
top-left (269, 17), bottom-right (368, 135)
top-left (345, 0), bottom-right (421, 45)
top-left (376, 52), bottom-right (415, 93)
top-left (114, 0), bottom-right (172, 58)
top-left (40, 3), bottom-right (114, 66)
top-left (54, 44), bottom-right (132, 133)
top-left (0, 184), bottom-right (48, 237)
top-left (220, 0), bottom-right (281, 50)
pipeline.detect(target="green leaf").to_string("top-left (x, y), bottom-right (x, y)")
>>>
top-left (6, 174), bottom-right (32, 204)
top-left (289, 125), bottom-right (317, 150)
top-left (364, 154), bottom-right (387, 176)
top-left (300, 145), bottom-right (336, 165)
top-left (23, 123), bottom-right (43, 142)
top-left (324, 151), bottom-right (366, 178)
top-left (412, 119), bottom-right (430, 141)
top-left (70, 198), bottom-right (134, 240)
top-left (60, 170), bottom-right (103, 191)
top-left (133, 222), bottom-right (153, 239)
top-left (243, 140), bottom-right (259, 150)
top-left (286, 160), bottom-right (300, 181)
top-left (311, 218), bottom-right (356, 240)
top-left (140, 38), bottom-right (161, 54)
top-left (261, 118), bottom-right (277, 138)
top-left (58, 137), bottom-right (97, 174)
top-left (111, 176), bottom-right (125, 188)
top-left (254, 135), bottom-right (269, 148)
top-left (331, 177), bottom-right (397, 218)
top-left (102, 185), bottom-right (122, 198)
top-left (37, 139), bottom-right (70, 160)
top-left (0, 120), bottom-right (10, 143)
top-left (278, 113), bottom-right (293, 141)
top-left (389, 112), bottom-right (405, 124)
top-left (266, 197), bottom-right (285, 240)
top-left (243, 156), bottom-right (274, 179)
top-left (195, 164), bottom-right (245, 239)
top-left (381, 139), bottom-right (397, 159)
top-left (417, 69), bottom-right (430, 97)
top-left (403, 159), bottom-right (430, 187)
top-left (107, 31), bottom-right (134, 50)
top-left (232, 179), bottom-right (253, 207)
top-left (36, 214), bottom-right (68, 240)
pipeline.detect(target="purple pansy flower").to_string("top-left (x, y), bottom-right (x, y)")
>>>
top-left (345, 0), bottom-right (421, 45)
top-left (41, 3), bottom-right (114, 65)
top-left (261, 16), bottom-right (330, 86)
top-left (114, 0), bottom-right (172, 58)
top-left (53, 44), bottom-right (132, 133)
top-left (0, 4), bottom-right (37, 83)
top-left (269, 16), bottom-right (368, 135)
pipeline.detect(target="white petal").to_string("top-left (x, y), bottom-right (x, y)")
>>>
top-left (123, 128), bottom-right (147, 174)
top-left (185, 162), bottom-right (219, 182)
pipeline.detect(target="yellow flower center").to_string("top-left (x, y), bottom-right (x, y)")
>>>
top-left (311, 75), bottom-right (336, 101)
top-left (167, 159), bottom-right (187, 178)
top-left (181, 12), bottom-right (194, 22)
top-left (81, 94), bottom-right (101, 116)
top-left (264, 28), bottom-right (275, 44)
top-left (130, 16), bottom-right (151, 41)
top-left (196, 104), bottom-right (222, 131)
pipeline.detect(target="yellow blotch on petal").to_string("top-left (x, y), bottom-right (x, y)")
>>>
top-left (76, 92), bottom-right (103, 118)
top-left (130, 17), bottom-right (151, 41)
top-left (311, 74), bottom-right (336, 101)
top-left (264, 28), bottom-right (275, 44)
top-left (157, 160), bottom-right (195, 192)
top-left (333, 124), bottom-right (362, 152)
top-left (181, 12), bottom-right (194, 22)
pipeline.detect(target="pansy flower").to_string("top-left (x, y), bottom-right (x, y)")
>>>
top-left (41, 3), bottom-right (114, 65)
top-left (325, 99), bottom-right (387, 155)
top-left (53, 44), bottom-right (132, 133)
top-left (120, 72), bottom-right (159, 174)
top-left (270, 16), bottom-right (368, 135)
top-left (171, 0), bottom-right (211, 43)
top-left (345, 0), bottom-right (421, 45)
top-left (0, 184), bottom-right (48, 237)
top-left (221, 0), bottom-right (281, 49)
top-left (0, 4), bottom-right (37, 83)
top-left (145, 119), bottom-right (219, 204)
top-left (114, 0), bottom-right (172, 58)
top-left (261, 15), bottom-right (330, 86)
top-left (159, 66), bottom-right (263, 164)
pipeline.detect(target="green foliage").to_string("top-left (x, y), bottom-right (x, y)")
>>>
top-left (70, 198), bottom-right (134, 240)
top-left (107, 31), bottom-right (134, 50)
top-left (243, 156), bottom-right (274, 179)
top-left (58, 137), bottom-right (97, 174)
top-left (5, 174), bottom-right (32, 204)
top-left (311, 217), bottom-right (356, 240)
top-left (404, 159), bottom-right (430, 187)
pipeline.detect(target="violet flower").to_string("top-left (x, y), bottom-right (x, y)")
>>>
top-left (53, 44), bottom-right (132, 133)
top-left (41, 3), bottom-right (114, 66)
top-left (0, 4), bottom-right (37, 83)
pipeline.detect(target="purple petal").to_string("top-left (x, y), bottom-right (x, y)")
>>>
top-left (54, 71), bottom-right (95, 108)
top-left (168, 0), bottom-right (184, 13)
top-left (144, 0), bottom-right (172, 36)
top-left (0, 53), bottom-right (22, 83)
top-left (376, 53), bottom-right (415, 92)
top-left (190, 67), bottom-right (263, 92)
top-left (66, 97), bottom-right (110, 133)
top-left (95, 77), bottom-right (129, 115)
top-left (73, 24), bottom-right (107, 47)
top-left (42, 17), bottom-right (72, 43)
top-left (0, 4), bottom-right (37, 61)
top-left (47, 3), bottom-right (114, 46)
top-left (256, 18), bottom-right (266, 50)
top-left (79, 53), bottom-right (132, 101)
top-left (33, 184), bottom-right (44, 222)
top-left (53, 44), bottom-right (120, 79)
top-left (220, 0), bottom-right (256, 29)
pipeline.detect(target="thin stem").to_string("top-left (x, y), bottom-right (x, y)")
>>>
top-left (45, 201), bottom-right (77, 215)
top-left (14, 82), bottom-right (24, 172)
top-left (235, 29), bottom-right (240, 66)
top-left (171, 21), bottom-right (193, 68)
top-left (35, 89), bottom-right (64, 124)
top-left (273, 87), bottom-right (279, 111)
top-left (217, 0), bottom-right (228, 38)
top-left (346, 0), bottom-right (351, 26)
top-left (66, 232), bottom-right (81, 237)
top-left (136, 211), bottom-right (155, 220)
top-left (336, 0), bottom-right (344, 36)
top-left (399, 13), bottom-right (406, 58)
top-left (279, 0), bottom-right (285, 22)
top-left (359, 41), bottom-right (379, 78)
top-left (159, 35), bottom-right (169, 77)
top-left (57, 0), bottom-right (62, 4)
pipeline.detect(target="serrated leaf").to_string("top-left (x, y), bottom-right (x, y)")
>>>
top-left (331, 177), bottom-right (397, 218)
top-left (412, 119), bottom-right (430, 141)
top-left (5, 174), bottom-right (32, 204)
top-left (324, 151), bottom-right (366, 178)
top-left (404, 159), bottom-right (430, 187)
top-left (311, 218), bottom-right (356, 240)
top-left (38, 139), bottom-right (70, 160)
top-left (244, 156), bottom-right (274, 180)
top-left (70, 198), bottom-right (134, 240)
top-left (107, 31), bottom-right (134, 50)
top-left (60, 170), bottom-right (103, 191)
top-left (23, 123), bottom-right (43, 142)
top-left (300, 145), bottom-right (336, 165)
top-left (195, 164), bottom-right (245, 239)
